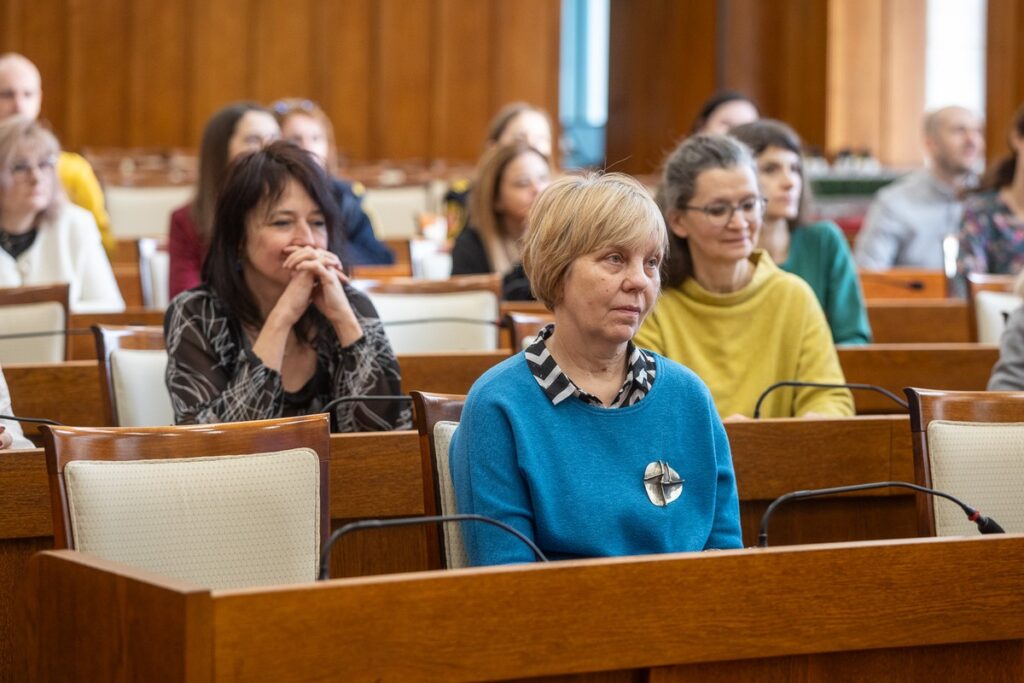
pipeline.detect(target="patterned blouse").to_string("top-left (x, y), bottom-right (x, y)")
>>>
top-left (957, 191), bottom-right (1024, 280)
top-left (164, 286), bottom-right (411, 431)
top-left (524, 324), bottom-right (656, 408)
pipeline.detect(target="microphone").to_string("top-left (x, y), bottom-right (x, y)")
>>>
top-left (318, 513), bottom-right (549, 580)
top-left (0, 414), bottom-right (63, 426)
top-left (757, 480), bottom-right (1004, 547)
top-left (318, 394), bottom-right (412, 416)
top-left (753, 381), bottom-right (909, 418)
top-left (862, 273), bottom-right (927, 291)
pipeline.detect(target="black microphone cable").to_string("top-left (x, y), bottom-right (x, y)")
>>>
top-left (318, 395), bottom-right (413, 416)
top-left (0, 328), bottom-right (93, 341)
top-left (318, 513), bottom-right (549, 580)
top-left (757, 480), bottom-right (1004, 547)
top-left (753, 380), bottom-right (909, 418)
top-left (0, 414), bottom-right (63, 426)
top-left (379, 317), bottom-right (503, 327)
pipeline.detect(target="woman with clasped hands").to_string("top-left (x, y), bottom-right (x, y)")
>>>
top-left (165, 142), bottom-right (408, 432)
top-left (450, 173), bottom-right (742, 566)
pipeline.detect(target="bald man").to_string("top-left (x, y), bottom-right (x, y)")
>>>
top-left (0, 53), bottom-right (114, 254)
top-left (854, 106), bottom-right (985, 270)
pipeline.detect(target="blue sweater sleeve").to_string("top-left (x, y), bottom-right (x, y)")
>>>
top-left (450, 387), bottom-right (537, 565)
top-left (822, 223), bottom-right (872, 345)
top-left (704, 391), bottom-right (743, 550)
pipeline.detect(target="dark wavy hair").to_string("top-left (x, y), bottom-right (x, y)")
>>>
top-left (729, 118), bottom-right (811, 229)
top-left (202, 141), bottom-right (345, 338)
top-left (980, 103), bottom-right (1024, 192)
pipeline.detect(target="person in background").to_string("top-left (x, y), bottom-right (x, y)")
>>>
top-left (0, 117), bottom-right (123, 312)
top-left (855, 106), bottom-right (984, 270)
top-left (0, 363), bottom-right (34, 450)
top-left (634, 134), bottom-right (853, 419)
top-left (957, 104), bottom-right (1024, 285)
top-left (445, 102), bottom-right (554, 238)
top-left (690, 91), bottom-right (759, 136)
top-left (450, 173), bottom-right (741, 566)
top-left (165, 142), bottom-right (408, 431)
top-left (0, 53), bottom-right (115, 256)
top-left (731, 119), bottom-right (871, 344)
top-left (272, 98), bottom-right (394, 265)
top-left (168, 102), bottom-right (279, 299)
top-left (450, 141), bottom-right (551, 299)
top-left (987, 270), bottom-right (1024, 390)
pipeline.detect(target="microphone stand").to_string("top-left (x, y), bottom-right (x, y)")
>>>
top-left (753, 381), bottom-right (909, 418)
top-left (757, 480), bottom-right (1004, 547)
top-left (318, 513), bottom-right (549, 580)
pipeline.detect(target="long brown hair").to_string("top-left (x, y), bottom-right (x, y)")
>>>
top-left (980, 103), bottom-right (1024, 192)
top-left (468, 141), bottom-right (549, 274)
top-left (192, 102), bottom-right (272, 245)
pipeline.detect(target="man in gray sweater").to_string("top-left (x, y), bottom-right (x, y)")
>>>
top-left (854, 107), bottom-right (984, 270)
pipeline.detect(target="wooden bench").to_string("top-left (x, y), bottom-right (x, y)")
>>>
top-left (0, 416), bottom-right (920, 677)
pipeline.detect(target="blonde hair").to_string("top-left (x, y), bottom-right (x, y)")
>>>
top-left (0, 116), bottom-right (65, 225)
top-left (522, 173), bottom-right (668, 309)
top-left (469, 141), bottom-right (549, 274)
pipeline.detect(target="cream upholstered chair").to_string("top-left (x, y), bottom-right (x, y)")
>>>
top-left (973, 290), bottom-right (1022, 344)
top-left (411, 391), bottom-right (467, 569)
top-left (0, 284), bottom-right (69, 364)
top-left (906, 387), bottom-right (1024, 537)
top-left (138, 238), bottom-right (170, 309)
top-left (92, 325), bottom-right (173, 426)
top-left (364, 275), bottom-right (502, 354)
top-left (42, 414), bottom-right (330, 590)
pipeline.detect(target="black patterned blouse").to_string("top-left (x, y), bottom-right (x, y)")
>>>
top-left (164, 286), bottom-right (410, 431)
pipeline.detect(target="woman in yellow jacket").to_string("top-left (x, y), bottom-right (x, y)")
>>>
top-left (634, 134), bottom-right (853, 419)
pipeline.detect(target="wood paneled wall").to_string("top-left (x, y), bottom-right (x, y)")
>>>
top-left (986, 0), bottom-right (1024, 167)
top-left (0, 0), bottom-right (560, 163)
top-left (607, 0), bottom-right (926, 174)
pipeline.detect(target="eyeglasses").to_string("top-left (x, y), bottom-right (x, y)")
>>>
top-left (682, 197), bottom-right (767, 228)
top-left (8, 155), bottom-right (57, 181)
top-left (271, 99), bottom-right (316, 116)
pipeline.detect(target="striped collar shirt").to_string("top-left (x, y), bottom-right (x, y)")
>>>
top-left (524, 324), bottom-right (656, 408)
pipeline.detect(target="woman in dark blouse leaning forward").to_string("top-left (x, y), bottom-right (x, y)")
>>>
top-left (164, 142), bottom-right (409, 431)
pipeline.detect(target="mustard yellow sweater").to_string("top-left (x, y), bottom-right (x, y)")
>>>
top-left (635, 252), bottom-right (854, 418)
top-left (57, 151), bottom-right (114, 255)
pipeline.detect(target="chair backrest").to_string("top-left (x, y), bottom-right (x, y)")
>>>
top-left (41, 414), bottom-right (330, 590)
top-left (361, 184), bottom-right (430, 239)
top-left (974, 290), bottom-right (1023, 343)
top-left (411, 391), bottom-right (466, 569)
top-left (905, 387), bottom-right (1024, 537)
top-left (92, 324), bottom-right (171, 426)
top-left (966, 272), bottom-right (1019, 342)
top-left (105, 184), bottom-right (193, 238)
top-left (503, 311), bottom-right (554, 350)
top-left (137, 238), bottom-right (171, 309)
top-left (365, 276), bottom-right (502, 353)
top-left (0, 284), bottom-right (70, 363)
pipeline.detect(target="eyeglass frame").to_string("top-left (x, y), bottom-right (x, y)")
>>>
top-left (7, 155), bottom-right (58, 182)
top-left (680, 196), bottom-right (767, 227)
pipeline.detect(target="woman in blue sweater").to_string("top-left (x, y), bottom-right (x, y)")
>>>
top-left (730, 119), bottom-right (871, 345)
top-left (449, 173), bottom-right (743, 566)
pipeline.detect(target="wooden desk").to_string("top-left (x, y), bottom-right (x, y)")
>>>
top-left (66, 308), bottom-right (167, 360)
top-left (866, 298), bottom-right (971, 343)
top-left (859, 268), bottom-right (948, 298)
top-left (20, 535), bottom-right (1024, 681)
top-left (838, 343), bottom-right (999, 413)
top-left (0, 417), bottom-right (918, 679)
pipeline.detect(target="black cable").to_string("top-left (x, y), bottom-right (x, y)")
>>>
top-left (318, 394), bottom-right (412, 416)
top-left (318, 513), bottom-right (548, 580)
top-left (380, 317), bottom-right (502, 327)
top-left (0, 414), bottom-right (63, 426)
top-left (0, 328), bottom-right (93, 341)
top-left (753, 381), bottom-right (909, 418)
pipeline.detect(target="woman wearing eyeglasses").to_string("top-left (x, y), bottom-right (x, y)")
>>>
top-left (634, 135), bottom-right (853, 419)
top-left (731, 120), bottom-right (871, 345)
top-left (0, 117), bottom-right (123, 312)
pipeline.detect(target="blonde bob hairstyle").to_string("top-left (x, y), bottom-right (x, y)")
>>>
top-left (0, 116), bottom-right (65, 225)
top-left (522, 172), bottom-right (668, 310)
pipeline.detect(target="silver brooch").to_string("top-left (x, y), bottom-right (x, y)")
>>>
top-left (644, 460), bottom-right (683, 507)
